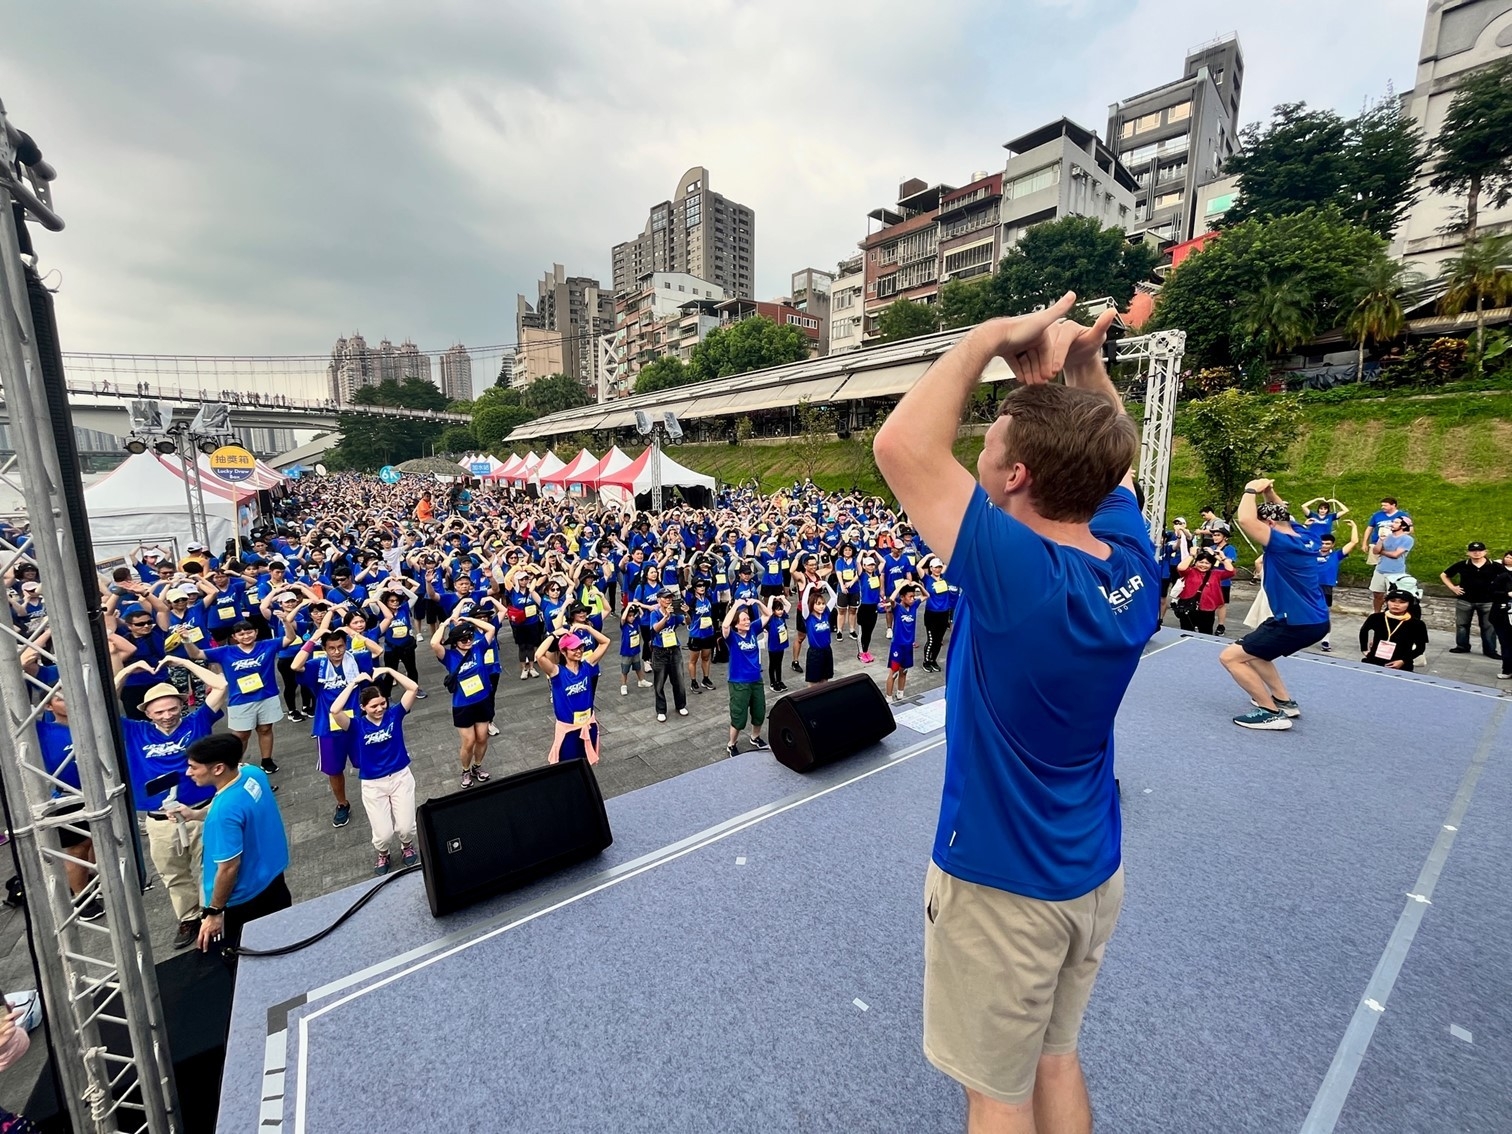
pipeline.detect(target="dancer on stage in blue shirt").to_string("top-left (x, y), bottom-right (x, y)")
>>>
top-left (883, 581), bottom-right (921, 703)
top-left (331, 666), bottom-right (422, 875)
top-left (721, 597), bottom-right (773, 758)
top-left (1220, 478), bottom-right (1330, 730)
top-left (875, 292), bottom-right (1158, 1129)
top-left (534, 626), bottom-right (611, 764)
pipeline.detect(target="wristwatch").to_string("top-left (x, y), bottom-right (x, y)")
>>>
top-left (1244, 488), bottom-right (1262, 494)
top-left (203, 906), bottom-right (224, 917)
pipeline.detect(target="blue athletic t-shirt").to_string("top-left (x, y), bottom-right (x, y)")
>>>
top-left (201, 764), bottom-right (288, 907)
top-left (548, 663), bottom-right (598, 724)
top-left (205, 641), bottom-right (281, 705)
top-left (444, 643), bottom-right (492, 707)
top-left (353, 704), bottom-right (411, 779)
top-left (1315, 548), bottom-right (1346, 588)
top-left (122, 707), bottom-right (224, 810)
top-left (936, 484), bottom-right (1159, 901)
top-left (1261, 527), bottom-right (1329, 624)
top-left (892, 604), bottom-right (919, 647)
top-left (36, 716), bottom-right (80, 793)
top-left (726, 620), bottom-right (764, 683)
top-left (803, 612), bottom-right (832, 650)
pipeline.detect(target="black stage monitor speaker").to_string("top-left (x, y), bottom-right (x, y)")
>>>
top-left (769, 672), bottom-right (897, 773)
top-left (416, 759), bottom-right (613, 917)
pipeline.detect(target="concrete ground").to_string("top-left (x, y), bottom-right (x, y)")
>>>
top-left (0, 587), bottom-right (1505, 1119)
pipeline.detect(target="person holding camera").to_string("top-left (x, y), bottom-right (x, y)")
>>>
top-left (1171, 547), bottom-right (1233, 634)
top-left (535, 625), bottom-right (611, 764)
top-left (648, 588), bottom-right (690, 721)
top-left (1159, 518), bottom-right (1193, 623)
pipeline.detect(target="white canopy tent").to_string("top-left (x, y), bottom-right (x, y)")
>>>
top-left (597, 446), bottom-right (716, 510)
top-left (83, 453), bottom-right (238, 559)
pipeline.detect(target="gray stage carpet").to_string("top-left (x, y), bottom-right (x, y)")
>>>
top-left (219, 631), bottom-right (1512, 1133)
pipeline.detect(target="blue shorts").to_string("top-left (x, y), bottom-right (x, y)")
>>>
top-left (1237, 618), bottom-right (1330, 661)
top-left (558, 723), bottom-right (599, 762)
top-left (317, 733), bottom-right (354, 776)
top-left (888, 644), bottom-right (914, 671)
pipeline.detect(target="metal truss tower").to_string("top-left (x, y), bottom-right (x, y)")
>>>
top-left (0, 97), bottom-right (180, 1133)
top-left (1113, 328), bottom-right (1187, 545)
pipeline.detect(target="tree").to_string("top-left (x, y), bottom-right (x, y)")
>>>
top-left (496, 357), bottom-right (513, 387)
top-left (938, 275), bottom-right (999, 330)
top-left (1180, 390), bottom-right (1303, 520)
top-left (687, 316), bottom-right (810, 382)
top-left (1148, 207), bottom-right (1388, 373)
top-left (992, 215), bottom-right (1159, 315)
top-left (437, 425), bottom-right (477, 454)
top-left (855, 408), bottom-right (889, 493)
top-left (793, 397), bottom-right (837, 483)
top-left (1346, 256), bottom-right (1424, 379)
top-left (522, 373), bottom-right (593, 417)
top-left (1222, 97), bottom-right (1423, 239)
top-left (634, 354), bottom-right (694, 395)
top-left (875, 299), bottom-right (939, 342)
top-left (733, 416), bottom-right (754, 445)
top-left (328, 375), bottom-right (450, 469)
top-left (1438, 232), bottom-right (1512, 369)
top-left (1234, 273), bottom-right (1316, 377)
top-left (1429, 57), bottom-right (1512, 240)
top-left (473, 403), bottom-right (536, 449)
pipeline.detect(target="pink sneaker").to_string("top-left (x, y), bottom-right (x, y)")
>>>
top-left (859, 652), bottom-right (873, 663)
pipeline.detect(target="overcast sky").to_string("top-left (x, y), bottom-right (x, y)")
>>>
top-left (5, 0), bottom-right (1426, 361)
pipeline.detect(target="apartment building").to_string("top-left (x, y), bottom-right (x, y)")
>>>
top-left (514, 264), bottom-right (614, 391)
top-left (1394, 0), bottom-right (1512, 272)
top-left (327, 332), bottom-right (432, 404)
top-left (828, 254), bottom-right (865, 355)
top-left (1001, 119), bottom-right (1139, 247)
top-left (713, 298), bottom-right (822, 353)
top-left (789, 267), bottom-right (835, 354)
top-left (610, 271), bottom-right (727, 397)
top-left (611, 167), bottom-right (756, 300)
top-left (861, 178), bottom-right (953, 339)
top-left (437, 343), bottom-right (473, 402)
top-left (1107, 34), bottom-right (1244, 243)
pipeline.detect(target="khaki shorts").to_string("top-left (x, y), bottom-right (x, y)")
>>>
top-left (922, 861), bottom-right (1124, 1105)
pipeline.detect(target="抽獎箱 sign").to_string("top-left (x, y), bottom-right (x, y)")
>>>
top-left (209, 445), bottom-right (257, 482)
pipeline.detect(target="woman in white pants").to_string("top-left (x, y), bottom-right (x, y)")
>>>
top-left (331, 667), bottom-right (421, 875)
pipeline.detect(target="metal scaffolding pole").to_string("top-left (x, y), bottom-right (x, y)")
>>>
top-left (0, 96), bottom-right (180, 1134)
top-left (1113, 328), bottom-right (1187, 545)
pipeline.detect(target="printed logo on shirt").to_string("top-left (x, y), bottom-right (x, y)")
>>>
top-left (242, 777), bottom-right (263, 803)
top-left (229, 656), bottom-right (262, 671)
top-left (141, 739), bottom-right (188, 759)
top-left (562, 677), bottom-right (590, 698)
top-left (363, 726), bottom-right (394, 746)
top-left (1099, 573), bottom-right (1148, 613)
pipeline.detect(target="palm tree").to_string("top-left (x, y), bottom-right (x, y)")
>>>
top-left (1236, 275), bottom-right (1316, 374)
top-left (1438, 232), bottom-right (1512, 370)
top-left (1346, 258), bottom-right (1425, 380)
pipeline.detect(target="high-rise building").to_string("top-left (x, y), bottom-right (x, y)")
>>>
top-left (611, 167), bottom-right (755, 300)
top-left (606, 271), bottom-right (728, 399)
top-left (514, 264), bottom-right (615, 392)
top-left (789, 268), bottom-right (834, 355)
top-left (1000, 119), bottom-right (1139, 247)
top-left (1395, 0), bottom-right (1512, 272)
top-left (327, 333), bottom-right (434, 404)
top-left (1107, 34), bottom-right (1244, 243)
top-left (438, 344), bottom-right (474, 402)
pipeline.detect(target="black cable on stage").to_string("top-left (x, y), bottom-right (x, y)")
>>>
top-left (229, 862), bottom-right (421, 958)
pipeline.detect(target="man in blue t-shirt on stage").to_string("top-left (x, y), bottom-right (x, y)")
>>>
top-left (1220, 480), bottom-right (1330, 730)
top-left (875, 292), bottom-right (1158, 1132)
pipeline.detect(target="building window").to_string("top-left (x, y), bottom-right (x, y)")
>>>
top-left (1121, 120), bottom-right (1137, 139)
top-left (1123, 142), bottom-right (1158, 166)
top-left (1167, 101), bottom-right (1191, 123)
top-left (944, 241), bottom-right (995, 277)
top-left (1132, 112), bottom-right (1162, 134)
top-left (1204, 192), bottom-right (1235, 217)
top-left (1155, 190), bottom-right (1184, 210)
top-left (1007, 164), bottom-right (1060, 199)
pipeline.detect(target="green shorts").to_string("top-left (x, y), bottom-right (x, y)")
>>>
top-left (728, 680), bottom-right (766, 729)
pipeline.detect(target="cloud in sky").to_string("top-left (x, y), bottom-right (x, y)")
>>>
top-left (3, 0), bottom-right (1425, 359)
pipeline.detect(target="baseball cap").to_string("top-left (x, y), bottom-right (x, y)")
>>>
top-left (187, 542), bottom-right (207, 552)
top-left (558, 632), bottom-right (584, 651)
top-left (21, 581), bottom-right (39, 593)
top-left (1468, 541), bottom-right (1487, 551)
top-left (1174, 516), bottom-right (1187, 526)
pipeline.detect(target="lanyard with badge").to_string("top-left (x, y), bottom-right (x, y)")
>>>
top-left (1372, 615), bottom-right (1407, 661)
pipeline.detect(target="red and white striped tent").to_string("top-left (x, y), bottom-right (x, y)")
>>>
top-left (539, 449), bottom-right (597, 498)
top-left (596, 446), bottom-right (714, 510)
top-left (489, 454), bottom-right (524, 482)
top-left (565, 446), bottom-right (633, 491)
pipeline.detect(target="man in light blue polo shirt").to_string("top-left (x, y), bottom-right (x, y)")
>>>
top-left (185, 734), bottom-right (290, 964)
top-left (875, 292), bottom-right (1157, 1130)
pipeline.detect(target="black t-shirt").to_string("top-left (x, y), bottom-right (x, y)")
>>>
top-left (1443, 559), bottom-right (1503, 603)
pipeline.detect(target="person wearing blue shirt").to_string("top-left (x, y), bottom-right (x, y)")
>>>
top-left (1300, 496), bottom-right (1348, 538)
top-left (683, 580), bottom-right (718, 694)
top-left (185, 734), bottom-right (290, 965)
top-left (1313, 520), bottom-right (1359, 652)
top-left (800, 582), bottom-right (837, 685)
top-left (920, 557), bottom-right (959, 673)
top-left (874, 294), bottom-right (1156, 1128)
top-left (1369, 515), bottom-right (1415, 614)
top-left (534, 625), bottom-right (612, 764)
top-left (375, 582), bottom-right (424, 697)
top-left (764, 596), bottom-right (791, 691)
top-left (201, 619), bottom-right (295, 776)
top-left (332, 666), bottom-right (423, 875)
top-left (855, 553), bottom-right (884, 663)
top-left (884, 582), bottom-right (922, 703)
top-left (35, 691), bottom-right (99, 917)
top-left (646, 589), bottom-right (688, 722)
top-left (430, 614), bottom-right (499, 789)
top-left (721, 598), bottom-right (773, 758)
top-left (115, 658), bottom-right (230, 950)
top-left (1221, 481), bottom-right (1331, 730)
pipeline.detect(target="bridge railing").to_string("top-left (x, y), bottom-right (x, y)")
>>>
top-left (56, 377), bottom-right (470, 420)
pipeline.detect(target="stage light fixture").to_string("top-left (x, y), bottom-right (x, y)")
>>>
top-left (153, 439), bottom-right (177, 455)
top-left (199, 439), bottom-right (220, 455)
top-left (124, 438), bottom-right (147, 455)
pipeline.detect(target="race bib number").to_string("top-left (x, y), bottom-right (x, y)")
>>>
top-left (933, 579), bottom-right (948, 594)
top-left (216, 606), bottom-right (235, 621)
top-left (236, 673), bottom-right (264, 695)
top-left (777, 626), bottom-right (788, 645)
top-left (390, 625), bottom-right (408, 639)
top-left (572, 708), bottom-right (592, 726)
top-left (524, 604), bottom-right (537, 618)
top-left (181, 625), bottom-right (203, 643)
top-left (660, 630), bottom-right (678, 648)
top-left (841, 571), bottom-right (855, 584)
top-left (1373, 640), bottom-right (1397, 661)
top-left (483, 649), bottom-right (496, 665)
top-left (715, 574), bottom-right (727, 586)
top-left (699, 616), bottom-right (713, 630)
top-left (459, 674), bottom-right (485, 697)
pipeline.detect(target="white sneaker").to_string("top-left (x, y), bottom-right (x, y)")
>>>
top-left (530, 666), bottom-right (540, 678)
top-left (519, 672), bottom-right (529, 681)
top-left (657, 713), bottom-right (667, 722)
top-left (643, 661), bottom-right (652, 673)
top-left (487, 723), bottom-right (500, 737)
top-left (886, 628), bottom-right (893, 639)
top-left (638, 679), bottom-right (652, 688)
top-left (620, 684), bottom-right (629, 696)
top-left (891, 691), bottom-right (903, 703)
top-left (678, 707), bottom-right (689, 716)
